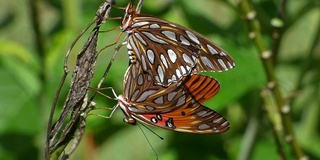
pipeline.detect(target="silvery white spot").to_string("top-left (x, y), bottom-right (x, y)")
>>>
top-left (197, 110), bottom-right (207, 116)
top-left (207, 44), bottom-right (218, 55)
top-left (141, 31), bottom-right (168, 44)
top-left (136, 90), bottom-right (157, 102)
top-left (180, 35), bottom-right (190, 45)
top-left (167, 49), bottom-right (177, 63)
top-left (198, 124), bottom-right (211, 130)
top-left (129, 37), bottom-right (140, 59)
top-left (176, 69), bottom-right (182, 78)
top-left (221, 121), bottom-right (229, 127)
top-left (182, 54), bottom-right (195, 66)
top-left (154, 96), bottom-right (164, 104)
top-left (127, 43), bottom-right (132, 50)
top-left (171, 75), bottom-right (177, 81)
top-left (218, 59), bottom-right (227, 70)
top-left (157, 65), bottom-right (164, 83)
top-left (220, 51), bottom-right (227, 56)
top-left (162, 30), bottom-right (177, 41)
top-left (212, 117), bottom-right (223, 123)
top-left (147, 49), bottom-right (155, 64)
top-left (131, 21), bottom-right (150, 28)
top-left (134, 33), bottom-right (147, 45)
top-left (145, 106), bottom-right (155, 111)
top-left (157, 114), bottom-right (162, 120)
top-left (137, 74), bottom-right (144, 85)
top-left (168, 23), bottom-right (177, 27)
top-left (186, 30), bottom-right (200, 45)
top-left (131, 89), bottom-right (140, 102)
top-left (168, 91), bottom-right (177, 101)
top-left (200, 56), bottom-right (215, 70)
top-left (180, 66), bottom-right (187, 75)
top-left (160, 54), bottom-right (168, 69)
top-left (176, 94), bottom-right (186, 107)
top-left (150, 23), bottom-right (160, 29)
top-left (151, 117), bottom-right (158, 123)
top-left (141, 55), bottom-right (147, 70)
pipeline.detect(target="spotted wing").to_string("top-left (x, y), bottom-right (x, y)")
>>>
top-left (125, 13), bottom-right (235, 86)
top-left (123, 62), bottom-right (220, 113)
top-left (131, 92), bottom-right (230, 134)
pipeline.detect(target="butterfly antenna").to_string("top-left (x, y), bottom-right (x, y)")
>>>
top-left (138, 122), bottom-right (164, 140)
top-left (137, 123), bottom-right (159, 160)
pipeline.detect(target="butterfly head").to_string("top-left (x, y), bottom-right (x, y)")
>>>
top-left (121, 1), bottom-right (136, 31)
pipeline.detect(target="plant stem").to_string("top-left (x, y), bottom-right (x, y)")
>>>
top-left (235, 0), bottom-right (306, 159)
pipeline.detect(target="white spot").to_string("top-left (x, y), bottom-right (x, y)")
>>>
top-left (131, 89), bottom-right (140, 102)
top-left (200, 56), bottom-right (215, 70)
top-left (150, 23), bottom-right (160, 29)
top-left (136, 90), bottom-right (157, 102)
top-left (157, 65), bottom-right (164, 83)
top-left (198, 124), bottom-right (210, 130)
top-left (137, 74), bottom-right (144, 85)
top-left (145, 106), bottom-right (155, 111)
top-left (141, 31), bottom-right (168, 44)
top-left (168, 23), bottom-right (177, 27)
top-left (176, 95), bottom-right (186, 107)
top-left (134, 33), bottom-right (147, 45)
top-left (182, 54), bottom-right (195, 66)
top-left (127, 43), bottom-right (132, 50)
top-left (167, 49), bottom-right (177, 63)
top-left (176, 69), bottom-right (182, 78)
top-left (227, 62), bottom-right (233, 68)
top-left (154, 96), bottom-right (164, 104)
top-left (186, 65), bottom-right (191, 71)
top-left (124, 77), bottom-right (131, 98)
top-left (186, 30), bottom-right (200, 45)
top-left (129, 37), bottom-right (140, 59)
top-left (212, 117), bottom-right (223, 123)
top-left (141, 55), bottom-right (147, 70)
top-left (220, 51), bottom-right (227, 56)
top-left (180, 66), bottom-right (187, 75)
top-left (160, 54), bottom-right (168, 69)
top-left (171, 75), bottom-right (177, 81)
top-left (131, 21), bottom-right (150, 28)
top-left (168, 91), bottom-right (177, 101)
top-left (197, 110), bottom-right (207, 116)
top-left (207, 44), bottom-right (218, 55)
top-left (162, 31), bottom-right (177, 41)
top-left (147, 49), bottom-right (155, 64)
top-left (151, 117), bottom-right (157, 123)
top-left (221, 121), bottom-right (229, 127)
top-left (180, 35), bottom-right (190, 45)
top-left (218, 59), bottom-right (227, 70)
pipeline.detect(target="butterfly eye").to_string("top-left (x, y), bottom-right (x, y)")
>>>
top-left (123, 117), bottom-right (136, 125)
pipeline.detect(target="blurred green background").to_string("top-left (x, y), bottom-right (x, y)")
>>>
top-left (0, 0), bottom-right (319, 159)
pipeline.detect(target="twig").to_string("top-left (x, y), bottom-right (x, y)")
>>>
top-left (235, 0), bottom-right (306, 159)
top-left (44, 1), bottom-right (113, 159)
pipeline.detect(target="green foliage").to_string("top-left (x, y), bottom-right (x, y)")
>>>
top-left (0, 0), bottom-right (319, 159)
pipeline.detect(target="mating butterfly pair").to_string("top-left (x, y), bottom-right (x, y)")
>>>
top-left (105, 1), bottom-right (235, 134)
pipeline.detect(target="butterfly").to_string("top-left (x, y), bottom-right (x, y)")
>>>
top-left (109, 61), bottom-right (230, 134)
top-left (120, 1), bottom-right (235, 87)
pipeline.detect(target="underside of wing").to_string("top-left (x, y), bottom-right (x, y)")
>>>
top-left (133, 99), bottom-right (230, 134)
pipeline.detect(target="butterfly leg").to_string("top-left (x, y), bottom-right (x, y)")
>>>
top-left (88, 86), bottom-right (118, 100)
top-left (86, 103), bottom-right (120, 119)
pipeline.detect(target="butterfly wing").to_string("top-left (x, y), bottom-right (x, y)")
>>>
top-left (123, 10), bottom-right (235, 86)
top-left (123, 62), bottom-right (220, 113)
top-left (132, 94), bottom-right (230, 134)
